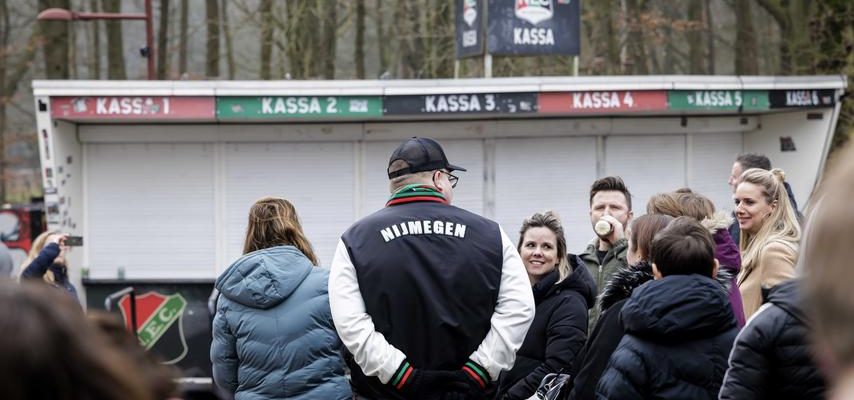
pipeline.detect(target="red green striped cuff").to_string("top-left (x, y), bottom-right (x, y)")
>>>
top-left (462, 360), bottom-right (490, 389)
top-left (391, 360), bottom-right (415, 390)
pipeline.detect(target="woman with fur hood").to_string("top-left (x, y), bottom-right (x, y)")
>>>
top-left (646, 189), bottom-right (746, 327)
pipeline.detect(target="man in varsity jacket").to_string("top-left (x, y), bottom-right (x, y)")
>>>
top-left (329, 137), bottom-right (535, 400)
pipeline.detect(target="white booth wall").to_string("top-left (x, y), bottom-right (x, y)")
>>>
top-left (73, 115), bottom-right (776, 279)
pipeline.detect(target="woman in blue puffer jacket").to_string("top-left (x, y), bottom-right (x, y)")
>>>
top-left (211, 196), bottom-right (351, 400)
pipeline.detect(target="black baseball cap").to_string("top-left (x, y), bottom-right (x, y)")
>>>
top-left (387, 137), bottom-right (466, 179)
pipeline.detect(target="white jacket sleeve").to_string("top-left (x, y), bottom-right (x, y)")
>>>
top-left (329, 239), bottom-right (406, 384)
top-left (468, 226), bottom-right (536, 380)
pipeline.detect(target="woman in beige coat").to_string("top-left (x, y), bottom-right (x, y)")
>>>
top-left (733, 168), bottom-right (801, 319)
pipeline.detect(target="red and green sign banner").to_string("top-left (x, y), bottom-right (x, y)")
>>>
top-left (667, 90), bottom-right (769, 111)
top-left (539, 91), bottom-right (668, 114)
top-left (51, 96), bottom-right (215, 120)
top-left (119, 292), bottom-right (187, 349)
top-left (217, 96), bottom-right (383, 119)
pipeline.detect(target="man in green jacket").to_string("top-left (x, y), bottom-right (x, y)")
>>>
top-left (578, 176), bottom-right (633, 328)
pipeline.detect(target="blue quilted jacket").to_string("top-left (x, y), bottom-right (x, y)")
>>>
top-left (211, 245), bottom-right (351, 400)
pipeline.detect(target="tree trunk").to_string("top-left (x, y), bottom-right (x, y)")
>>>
top-left (205, 0), bottom-right (220, 78)
top-left (221, 0), bottom-right (235, 79)
top-left (178, 0), bottom-right (188, 75)
top-left (40, 0), bottom-right (71, 79)
top-left (756, 0), bottom-right (791, 74)
top-left (735, 0), bottom-right (759, 74)
top-left (157, 0), bottom-right (170, 79)
top-left (0, 6), bottom-right (37, 203)
top-left (355, 0), bottom-right (366, 79)
top-left (589, 0), bottom-right (618, 74)
top-left (88, 0), bottom-right (101, 79)
top-left (259, 1), bottom-right (273, 79)
top-left (705, 0), bottom-right (715, 74)
top-left (321, 0), bottom-right (337, 79)
top-left (621, 0), bottom-right (648, 74)
top-left (687, 0), bottom-right (705, 73)
top-left (103, 0), bottom-right (126, 79)
top-left (375, 0), bottom-right (387, 75)
top-left (285, 1), bottom-right (322, 79)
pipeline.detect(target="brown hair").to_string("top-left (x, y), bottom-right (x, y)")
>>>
top-left (590, 176), bottom-right (632, 210)
top-left (647, 189), bottom-right (715, 221)
top-left (650, 216), bottom-right (716, 277)
top-left (0, 281), bottom-right (151, 400)
top-left (629, 214), bottom-right (674, 262)
top-left (804, 143), bottom-right (854, 369)
top-left (243, 196), bottom-right (319, 265)
top-left (676, 190), bottom-right (716, 221)
top-left (517, 211), bottom-right (570, 282)
top-left (736, 153), bottom-right (772, 171)
top-left (646, 192), bottom-right (683, 217)
top-left (88, 312), bottom-right (179, 400)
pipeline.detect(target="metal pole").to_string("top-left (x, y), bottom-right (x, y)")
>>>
top-left (129, 291), bottom-right (138, 337)
top-left (573, 56), bottom-right (579, 76)
top-left (484, 53), bottom-right (492, 78)
top-left (144, 0), bottom-right (155, 79)
top-left (454, 60), bottom-right (460, 79)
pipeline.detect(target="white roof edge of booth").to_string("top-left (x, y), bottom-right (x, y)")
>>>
top-left (32, 75), bottom-right (848, 97)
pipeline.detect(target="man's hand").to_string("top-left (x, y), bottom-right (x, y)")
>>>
top-left (393, 361), bottom-right (474, 399)
top-left (598, 214), bottom-right (625, 250)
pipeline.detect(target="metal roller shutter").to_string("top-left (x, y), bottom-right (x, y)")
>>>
top-left (494, 137), bottom-right (598, 253)
top-left (605, 135), bottom-right (687, 216)
top-left (688, 132), bottom-right (744, 213)
top-left (85, 143), bottom-right (216, 279)
top-left (224, 142), bottom-right (355, 268)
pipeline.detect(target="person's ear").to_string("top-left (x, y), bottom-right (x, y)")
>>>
top-left (652, 263), bottom-right (663, 280)
top-left (712, 258), bottom-right (719, 279)
top-left (432, 171), bottom-right (443, 191)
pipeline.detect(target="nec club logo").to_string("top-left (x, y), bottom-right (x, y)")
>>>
top-left (118, 291), bottom-right (189, 364)
top-left (515, 0), bottom-right (553, 25)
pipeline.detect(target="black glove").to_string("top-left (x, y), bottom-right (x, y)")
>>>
top-left (438, 361), bottom-right (492, 400)
top-left (460, 360), bottom-right (490, 392)
top-left (392, 360), bottom-right (472, 399)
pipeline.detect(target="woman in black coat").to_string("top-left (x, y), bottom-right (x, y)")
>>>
top-left (719, 279), bottom-right (826, 399)
top-left (496, 211), bottom-right (596, 400)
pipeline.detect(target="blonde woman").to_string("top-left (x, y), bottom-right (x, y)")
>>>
top-left (20, 231), bottom-right (78, 301)
top-left (210, 197), bottom-right (351, 400)
top-left (733, 168), bottom-right (801, 319)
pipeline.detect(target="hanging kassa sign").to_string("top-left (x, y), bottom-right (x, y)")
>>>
top-left (486, 0), bottom-right (580, 56)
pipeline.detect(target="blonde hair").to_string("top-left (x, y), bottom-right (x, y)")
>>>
top-left (738, 168), bottom-right (801, 274)
top-left (243, 197), bottom-right (318, 265)
top-left (517, 211), bottom-right (571, 283)
top-left (803, 143), bottom-right (854, 367)
top-left (20, 230), bottom-right (62, 285)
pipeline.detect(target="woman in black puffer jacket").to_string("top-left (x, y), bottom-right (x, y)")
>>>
top-left (719, 279), bottom-right (826, 399)
top-left (496, 211), bottom-right (596, 400)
